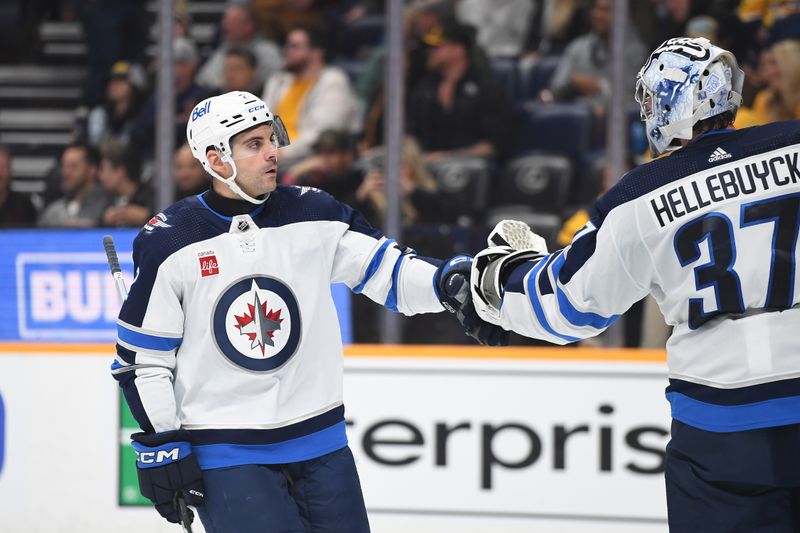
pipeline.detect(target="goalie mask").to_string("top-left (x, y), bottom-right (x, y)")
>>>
top-left (635, 37), bottom-right (743, 157)
top-left (186, 91), bottom-right (290, 204)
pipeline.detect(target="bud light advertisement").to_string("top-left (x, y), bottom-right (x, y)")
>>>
top-left (0, 229), bottom-right (351, 342)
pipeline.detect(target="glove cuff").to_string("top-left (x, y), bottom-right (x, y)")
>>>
top-left (131, 430), bottom-right (194, 470)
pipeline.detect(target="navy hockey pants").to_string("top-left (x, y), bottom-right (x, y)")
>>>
top-left (666, 420), bottom-right (800, 532)
top-left (196, 446), bottom-right (370, 533)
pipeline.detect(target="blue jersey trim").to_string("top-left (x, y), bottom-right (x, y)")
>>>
top-left (549, 253), bottom-right (619, 329)
top-left (117, 324), bottom-right (182, 352)
top-left (668, 377), bottom-right (800, 406)
top-left (196, 193), bottom-right (267, 222)
top-left (188, 405), bottom-right (345, 445)
top-left (667, 392), bottom-right (800, 432)
top-left (526, 256), bottom-right (581, 343)
top-left (193, 421), bottom-right (349, 469)
top-left (384, 255), bottom-right (405, 312)
top-left (353, 239), bottom-right (395, 294)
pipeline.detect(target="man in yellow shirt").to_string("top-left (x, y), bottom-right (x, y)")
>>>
top-left (261, 26), bottom-right (362, 168)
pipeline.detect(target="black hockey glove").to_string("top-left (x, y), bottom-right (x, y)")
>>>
top-left (434, 256), bottom-right (510, 347)
top-left (131, 429), bottom-right (205, 524)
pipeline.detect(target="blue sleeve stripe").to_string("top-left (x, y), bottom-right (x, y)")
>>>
top-left (384, 254), bottom-right (405, 312)
top-left (549, 253), bottom-right (620, 330)
top-left (667, 392), bottom-right (800, 432)
top-left (110, 360), bottom-right (125, 371)
top-left (505, 261), bottom-right (537, 294)
top-left (353, 238), bottom-right (395, 294)
top-left (526, 255), bottom-right (581, 343)
top-left (117, 324), bottom-right (182, 352)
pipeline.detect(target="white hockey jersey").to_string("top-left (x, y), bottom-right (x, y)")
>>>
top-left (112, 185), bottom-right (443, 469)
top-left (499, 121), bottom-right (800, 432)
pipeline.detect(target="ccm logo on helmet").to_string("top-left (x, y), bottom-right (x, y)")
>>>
top-left (248, 104), bottom-right (265, 113)
top-left (191, 101), bottom-right (211, 122)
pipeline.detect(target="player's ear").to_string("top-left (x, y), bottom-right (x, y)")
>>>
top-left (206, 148), bottom-right (224, 173)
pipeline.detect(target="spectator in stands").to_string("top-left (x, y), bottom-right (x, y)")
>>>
top-left (523, 0), bottom-right (591, 57)
top-left (222, 48), bottom-right (261, 94)
top-left (77, 0), bottom-right (148, 107)
top-left (173, 143), bottom-right (209, 200)
top-left (355, 138), bottom-right (446, 227)
top-left (38, 142), bottom-right (109, 227)
top-left (0, 146), bottom-right (36, 227)
top-left (81, 61), bottom-right (146, 148)
top-left (197, 3), bottom-right (281, 91)
top-left (456, 0), bottom-right (535, 58)
top-left (98, 142), bottom-right (153, 227)
top-left (250, 0), bottom-right (324, 43)
top-left (735, 39), bottom-right (800, 127)
top-left (547, 0), bottom-right (647, 111)
top-left (131, 38), bottom-right (210, 156)
top-left (281, 129), bottom-right (363, 200)
top-left (262, 25), bottom-right (362, 167)
top-left (407, 22), bottom-right (512, 162)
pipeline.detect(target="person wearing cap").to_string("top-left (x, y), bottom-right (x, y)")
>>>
top-left (110, 90), bottom-right (505, 532)
top-left (130, 38), bottom-right (211, 156)
top-left (82, 60), bottom-right (146, 148)
top-left (407, 21), bottom-right (513, 163)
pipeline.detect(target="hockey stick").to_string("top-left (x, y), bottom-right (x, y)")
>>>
top-left (103, 235), bottom-right (195, 533)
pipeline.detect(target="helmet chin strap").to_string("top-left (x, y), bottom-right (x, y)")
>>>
top-left (207, 155), bottom-right (269, 205)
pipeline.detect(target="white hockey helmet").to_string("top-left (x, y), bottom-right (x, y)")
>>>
top-left (635, 37), bottom-right (744, 157)
top-left (186, 91), bottom-right (290, 204)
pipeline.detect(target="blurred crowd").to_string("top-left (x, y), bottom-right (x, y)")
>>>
top-left (0, 0), bottom-right (798, 343)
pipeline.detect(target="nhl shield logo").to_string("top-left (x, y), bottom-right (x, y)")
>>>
top-left (212, 276), bottom-right (302, 371)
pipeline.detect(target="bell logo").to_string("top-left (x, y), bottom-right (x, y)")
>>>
top-left (191, 101), bottom-right (211, 122)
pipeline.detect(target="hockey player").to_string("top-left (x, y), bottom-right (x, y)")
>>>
top-left (110, 90), bottom-right (504, 532)
top-left (452, 38), bottom-right (800, 531)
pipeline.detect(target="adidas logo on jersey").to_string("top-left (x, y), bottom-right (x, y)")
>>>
top-left (708, 147), bottom-right (732, 162)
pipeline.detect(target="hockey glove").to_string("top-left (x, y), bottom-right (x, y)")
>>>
top-left (131, 429), bottom-right (205, 524)
top-left (471, 220), bottom-right (548, 325)
top-left (434, 255), bottom-right (510, 346)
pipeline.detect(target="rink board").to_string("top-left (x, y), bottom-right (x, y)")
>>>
top-left (0, 344), bottom-right (670, 533)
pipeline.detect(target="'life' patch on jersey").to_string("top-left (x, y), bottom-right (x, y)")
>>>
top-left (211, 276), bottom-right (301, 371)
top-left (198, 250), bottom-right (220, 277)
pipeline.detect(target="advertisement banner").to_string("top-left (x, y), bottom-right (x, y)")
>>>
top-left (0, 345), bottom-right (670, 533)
top-left (0, 229), bottom-right (351, 343)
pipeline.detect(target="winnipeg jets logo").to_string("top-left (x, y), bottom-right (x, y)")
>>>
top-left (233, 281), bottom-right (283, 355)
top-left (212, 276), bottom-right (301, 371)
top-left (144, 212), bottom-right (171, 231)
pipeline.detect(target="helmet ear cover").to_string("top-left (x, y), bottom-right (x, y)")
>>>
top-left (635, 37), bottom-right (744, 157)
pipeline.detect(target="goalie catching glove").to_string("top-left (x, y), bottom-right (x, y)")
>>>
top-left (471, 220), bottom-right (548, 325)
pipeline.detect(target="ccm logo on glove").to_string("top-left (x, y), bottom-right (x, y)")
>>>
top-left (136, 448), bottom-right (181, 465)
